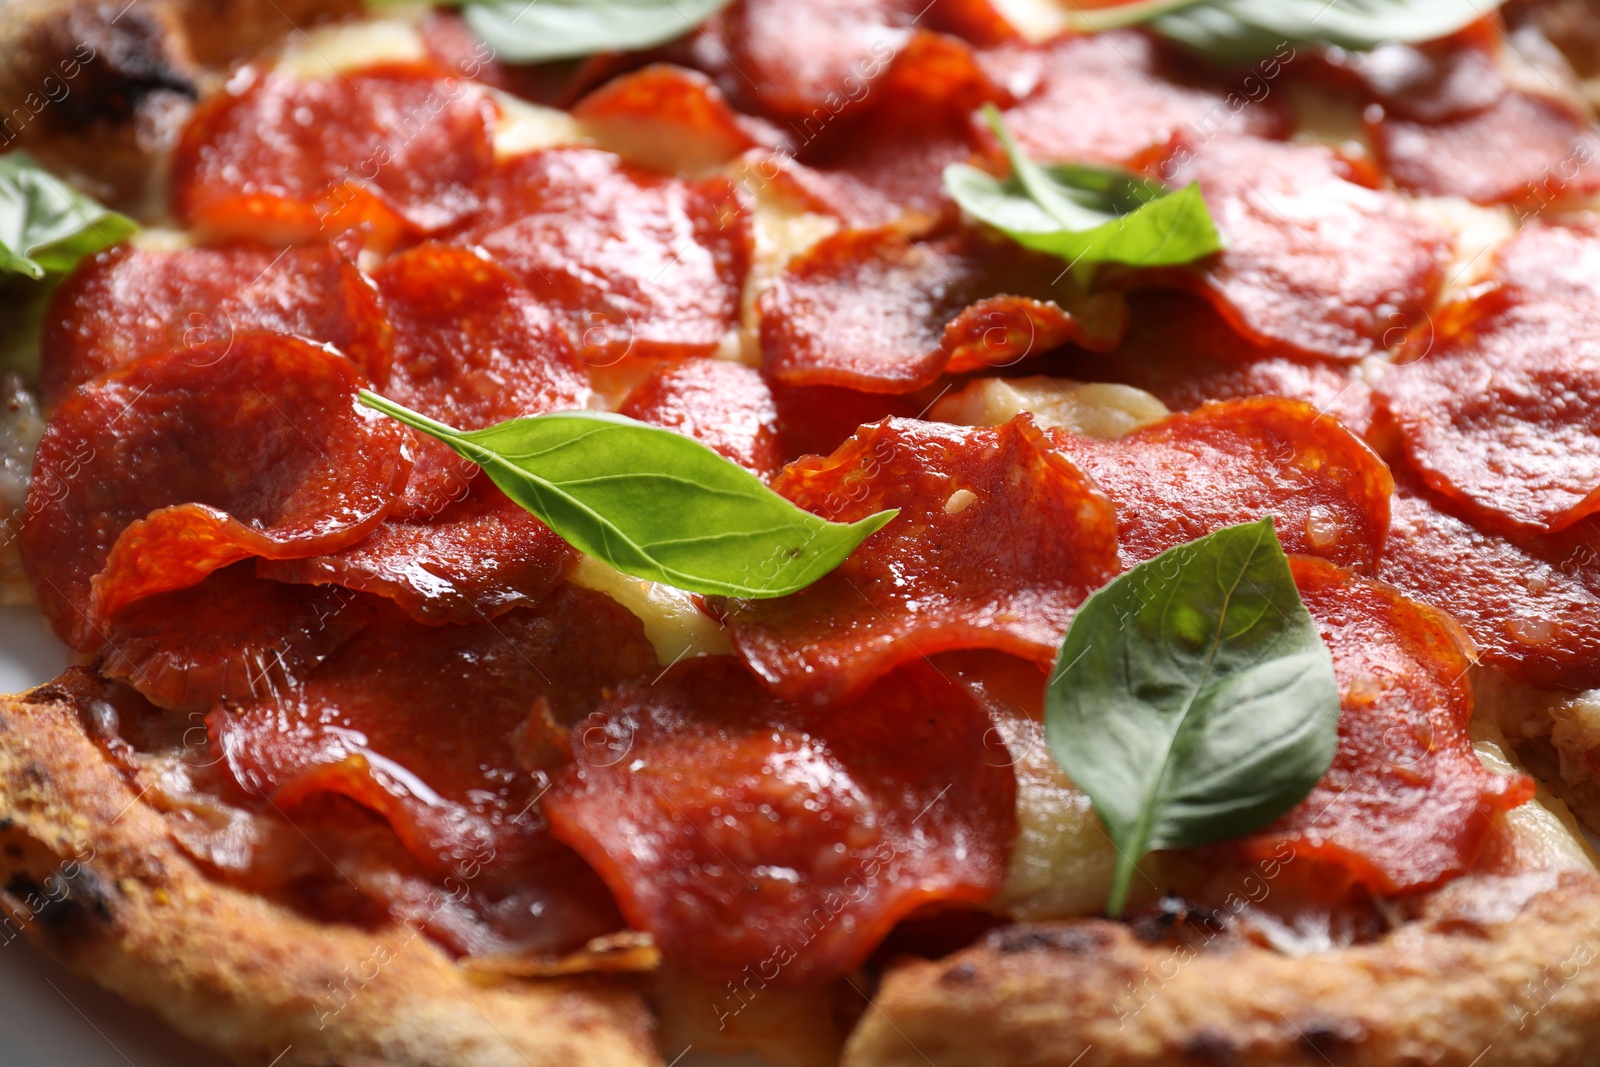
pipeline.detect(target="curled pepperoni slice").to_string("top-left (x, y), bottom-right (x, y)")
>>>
top-left (1380, 478), bottom-right (1600, 691)
top-left (371, 244), bottom-right (591, 519)
top-left (1371, 91), bottom-right (1600, 205)
top-left (760, 225), bottom-right (1125, 393)
top-left (544, 656), bottom-right (1016, 985)
top-left (1237, 556), bottom-right (1535, 895)
top-left (618, 359), bottom-right (783, 479)
top-left (1053, 397), bottom-right (1393, 573)
top-left (41, 242), bottom-right (391, 409)
top-left (719, 0), bottom-right (914, 120)
top-left (719, 414), bottom-right (1120, 703)
top-left (789, 32), bottom-right (1004, 225)
top-left (1376, 299), bottom-right (1600, 534)
top-left (100, 563), bottom-right (371, 712)
top-left (172, 63), bottom-right (496, 245)
top-left (987, 32), bottom-right (1290, 169)
top-left (1489, 216), bottom-right (1600, 304)
top-left (209, 586), bottom-right (659, 951)
top-left (453, 147), bottom-right (751, 363)
top-left (573, 64), bottom-right (776, 173)
top-left (1165, 138), bottom-right (1451, 363)
top-left (19, 333), bottom-right (410, 650)
top-left (258, 479), bottom-right (576, 625)
top-left (1045, 293), bottom-right (1377, 438)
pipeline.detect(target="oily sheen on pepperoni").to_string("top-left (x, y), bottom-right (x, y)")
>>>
top-left (787, 32), bottom-right (1003, 225)
top-left (1044, 292), bottom-right (1377, 438)
top-left (1376, 299), bottom-right (1600, 534)
top-left (1381, 479), bottom-right (1600, 691)
top-left (100, 563), bottom-right (371, 712)
top-left (1490, 216), bottom-right (1600, 303)
top-left (209, 586), bottom-right (659, 951)
top-left (19, 333), bottom-right (409, 650)
top-left (172, 62), bottom-right (497, 245)
top-left (761, 224), bottom-right (1124, 393)
top-left (1051, 397), bottom-right (1393, 573)
top-left (371, 243), bottom-right (591, 519)
top-left (258, 478), bottom-right (577, 625)
top-left (572, 64), bottom-right (778, 173)
top-left (40, 241), bottom-right (391, 409)
top-left (543, 656), bottom-right (1016, 985)
top-left (452, 146), bottom-right (751, 363)
top-left (720, 414), bottom-right (1120, 703)
top-left (618, 359), bottom-right (783, 479)
top-left (1164, 137), bottom-right (1451, 363)
top-left (1237, 556), bottom-right (1534, 894)
top-left (985, 31), bottom-right (1290, 169)
top-left (1370, 90), bottom-right (1600, 205)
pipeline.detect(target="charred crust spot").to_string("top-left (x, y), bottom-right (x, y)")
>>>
top-left (1302, 1018), bottom-right (1364, 1055)
top-left (26, 684), bottom-right (70, 705)
top-left (4, 864), bottom-right (114, 943)
top-left (937, 962), bottom-right (978, 987)
top-left (1182, 1030), bottom-right (1241, 1066)
top-left (990, 925), bottom-right (1114, 957)
top-left (54, 7), bottom-right (198, 126)
top-left (1133, 895), bottom-right (1229, 945)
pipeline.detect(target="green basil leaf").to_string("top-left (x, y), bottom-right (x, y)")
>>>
top-left (0, 152), bottom-right (136, 280)
top-left (943, 105), bottom-right (1222, 278)
top-left (359, 391), bottom-right (896, 598)
top-left (440, 0), bottom-right (735, 64)
top-left (1044, 518), bottom-right (1340, 917)
top-left (1064, 0), bottom-right (1501, 64)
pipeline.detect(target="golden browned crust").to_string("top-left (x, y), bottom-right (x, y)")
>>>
top-left (0, 668), bottom-right (662, 1067)
top-left (844, 873), bottom-right (1600, 1067)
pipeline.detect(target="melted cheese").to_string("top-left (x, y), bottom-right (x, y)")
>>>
top-left (931, 375), bottom-right (1170, 438)
top-left (568, 557), bottom-right (734, 665)
top-left (493, 94), bottom-right (588, 160)
top-left (275, 19), bottom-right (428, 79)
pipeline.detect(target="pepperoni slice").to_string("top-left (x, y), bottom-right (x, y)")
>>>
top-left (719, 414), bottom-right (1120, 703)
top-left (1371, 90), bottom-right (1600, 205)
top-left (1329, 34), bottom-right (1505, 123)
top-left (987, 31), bottom-right (1290, 169)
top-left (768, 382), bottom-right (925, 463)
top-left (209, 586), bottom-right (659, 950)
top-left (453, 147), bottom-right (751, 363)
top-left (1237, 556), bottom-right (1535, 895)
top-left (573, 64), bottom-right (777, 172)
top-left (1051, 397), bottom-right (1393, 573)
top-left (543, 656), bottom-right (1016, 984)
top-left (788, 32), bottom-right (1004, 225)
top-left (1165, 138), bottom-right (1451, 363)
top-left (371, 244), bottom-right (591, 519)
top-left (40, 242), bottom-right (391, 410)
top-left (1380, 478), bottom-right (1600, 691)
top-left (1490, 216), bottom-right (1600, 304)
top-left (1045, 292), bottom-right (1377, 439)
top-left (1376, 298), bottom-right (1600, 534)
top-left (719, 0), bottom-right (915, 120)
top-left (760, 224), bottom-right (1125, 393)
top-left (100, 563), bottom-right (371, 712)
top-left (257, 479), bottom-right (577, 625)
top-left (172, 63), bottom-right (497, 245)
top-left (618, 360), bottom-right (783, 479)
top-left (19, 333), bottom-right (410, 650)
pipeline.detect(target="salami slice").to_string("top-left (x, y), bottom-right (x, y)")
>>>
top-left (173, 63), bottom-right (497, 245)
top-left (618, 359), bottom-right (783, 479)
top-left (543, 656), bottom-right (1016, 984)
top-left (41, 241), bottom-right (391, 410)
top-left (20, 333), bottom-right (410, 649)
top-left (720, 414), bottom-right (1120, 702)
top-left (452, 146), bottom-right (751, 363)
top-left (371, 243), bottom-right (591, 519)
top-left (1238, 556), bottom-right (1535, 894)
top-left (1051, 397), bottom-right (1394, 573)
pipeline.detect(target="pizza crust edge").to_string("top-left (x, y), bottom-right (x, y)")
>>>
top-left (0, 668), bottom-right (661, 1067)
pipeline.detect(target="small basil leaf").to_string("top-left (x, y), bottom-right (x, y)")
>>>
top-left (360, 391), bottom-right (896, 598)
top-left (944, 105), bottom-right (1222, 278)
top-left (452, 0), bottom-right (735, 64)
top-left (1044, 518), bottom-right (1340, 917)
top-left (1065, 0), bottom-right (1501, 64)
top-left (0, 152), bottom-right (136, 280)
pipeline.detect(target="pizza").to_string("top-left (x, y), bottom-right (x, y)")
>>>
top-left (5, 1), bottom-right (1600, 1065)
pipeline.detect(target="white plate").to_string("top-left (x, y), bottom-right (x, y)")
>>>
top-left (0, 608), bottom-right (764, 1067)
